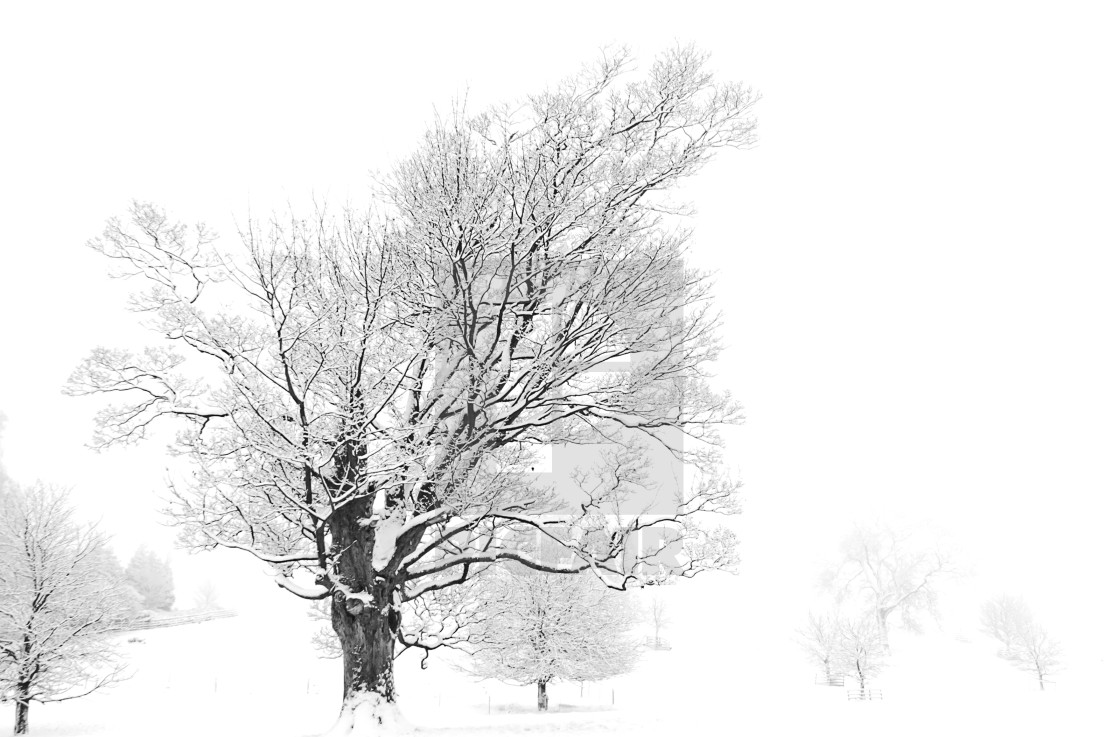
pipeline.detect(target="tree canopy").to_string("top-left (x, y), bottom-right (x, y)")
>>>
top-left (468, 567), bottom-right (640, 710)
top-left (980, 595), bottom-right (1061, 690)
top-left (821, 523), bottom-right (955, 643)
top-left (67, 45), bottom-right (756, 726)
top-left (0, 484), bottom-right (130, 734)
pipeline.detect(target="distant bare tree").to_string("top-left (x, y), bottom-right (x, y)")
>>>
top-left (835, 616), bottom-right (887, 692)
top-left (821, 523), bottom-right (954, 646)
top-left (648, 594), bottom-right (671, 648)
top-left (308, 600), bottom-right (341, 660)
top-left (797, 611), bottom-right (841, 682)
top-left (193, 580), bottom-right (220, 611)
top-left (0, 484), bottom-right (130, 734)
top-left (469, 568), bottom-right (640, 711)
top-left (125, 546), bottom-right (175, 611)
top-left (980, 595), bottom-right (1061, 690)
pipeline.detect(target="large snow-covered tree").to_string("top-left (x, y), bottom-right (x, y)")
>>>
top-left (469, 567), bottom-right (640, 711)
top-left (66, 46), bottom-right (755, 731)
top-left (821, 523), bottom-right (955, 647)
top-left (980, 595), bottom-right (1061, 691)
top-left (0, 484), bottom-right (130, 735)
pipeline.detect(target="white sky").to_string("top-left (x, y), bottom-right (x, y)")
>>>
top-left (1, 1), bottom-right (1118, 647)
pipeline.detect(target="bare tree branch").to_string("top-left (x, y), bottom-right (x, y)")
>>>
top-left (68, 45), bottom-right (756, 721)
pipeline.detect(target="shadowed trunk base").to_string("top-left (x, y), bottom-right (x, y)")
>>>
top-left (322, 692), bottom-right (411, 736)
top-left (326, 500), bottom-right (406, 734)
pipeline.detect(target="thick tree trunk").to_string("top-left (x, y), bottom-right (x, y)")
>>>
top-left (333, 588), bottom-right (396, 706)
top-left (14, 681), bottom-right (30, 735)
top-left (877, 609), bottom-right (890, 651)
top-left (1038, 673), bottom-right (1045, 691)
top-left (537, 680), bottom-right (549, 711)
top-left (325, 498), bottom-right (404, 733)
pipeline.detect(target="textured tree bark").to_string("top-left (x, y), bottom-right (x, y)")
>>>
top-left (333, 589), bottom-right (396, 706)
top-left (537, 680), bottom-right (549, 711)
top-left (14, 681), bottom-right (30, 735)
top-left (328, 498), bottom-right (400, 730)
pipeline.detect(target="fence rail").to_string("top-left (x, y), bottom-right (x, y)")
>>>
top-left (815, 673), bottom-right (845, 687)
top-left (643, 636), bottom-right (672, 651)
top-left (847, 689), bottom-right (883, 701)
top-left (111, 609), bottom-right (238, 632)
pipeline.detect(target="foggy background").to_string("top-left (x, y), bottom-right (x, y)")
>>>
top-left (1, 0), bottom-right (1117, 722)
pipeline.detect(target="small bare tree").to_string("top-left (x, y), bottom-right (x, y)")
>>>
top-left (648, 594), bottom-right (671, 649)
top-left (836, 616), bottom-right (887, 693)
top-left (193, 580), bottom-right (220, 611)
top-left (469, 567), bottom-right (640, 711)
top-left (797, 611), bottom-right (841, 683)
top-left (821, 523), bottom-right (954, 646)
top-left (980, 595), bottom-right (1061, 690)
top-left (0, 484), bottom-right (130, 734)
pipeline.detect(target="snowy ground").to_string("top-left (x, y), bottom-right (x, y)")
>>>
top-left (3, 572), bottom-right (1113, 736)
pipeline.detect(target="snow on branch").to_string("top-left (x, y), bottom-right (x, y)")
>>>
top-left (72, 47), bottom-right (755, 702)
top-left (0, 483), bottom-right (133, 731)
